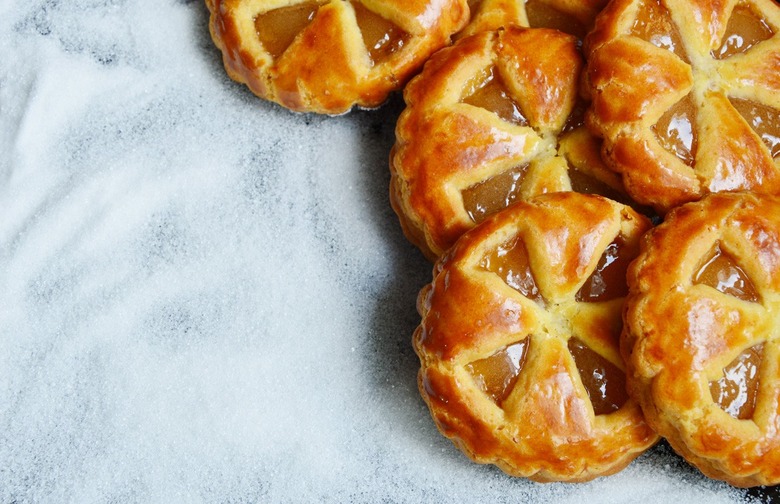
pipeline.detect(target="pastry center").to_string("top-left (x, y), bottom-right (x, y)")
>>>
top-left (653, 93), bottom-right (698, 166)
top-left (480, 235), bottom-right (544, 304)
top-left (568, 337), bottom-right (627, 415)
top-left (351, 2), bottom-right (409, 64)
top-left (462, 164), bottom-right (529, 224)
top-left (524, 0), bottom-right (587, 39)
top-left (255, 2), bottom-right (321, 59)
top-left (729, 98), bottom-right (780, 159)
top-left (466, 338), bottom-right (530, 404)
top-left (631, 0), bottom-right (689, 63)
top-left (693, 243), bottom-right (759, 302)
top-left (575, 235), bottom-right (631, 303)
top-left (462, 66), bottom-right (529, 126)
top-left (713, 5), bottom-right (774, 60)
top-left (709, 344), bottom-right (763, 419)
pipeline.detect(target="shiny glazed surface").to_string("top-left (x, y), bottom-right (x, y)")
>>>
top-left (255, 2), bottom-right (321, 59)
top-left (653, 93), bottom-right (698, 166)
top-left (709, 344), bottom-right (764, 419)
top-left (352, 2), bottom-right (409, 63)
top-left (462, 164), bottom-right (529, 224)
top-left (693, 243), bottom-right (760, 302)
top-left (568, 337), bottom-right (627, 415)
top-left (466, 339), bottom-right (531, 404)
top-left (479, 235), bottom-right (542, 303)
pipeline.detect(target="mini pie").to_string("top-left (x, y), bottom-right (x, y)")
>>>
top-left (205, 0), bottom-right (468, 114)
top-left (460, 0), bottom-right (609, 39)
top-left (414, 192), bottom-right (659, 482)
top-left (584, 0), bottom-right (780, 213)
top-left (623, 191), bottom-right (780, 488)
top-left (390, 27), bottom-right (642, 260)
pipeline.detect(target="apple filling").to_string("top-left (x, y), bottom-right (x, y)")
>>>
top-left (693, 243), bottom-right (759, 302)
top-left (631, 0), bottom-right (689, 62)
top-left (653, 93), bottom-right (698, 166)
top-left (713, 5), bottom-right (774, 60)
top-left (352, 2), bottom-right (409, 64)
top-left (709, 344), bottom-right (763, 419)
top-left (462, 164), bottom-right (529, 224)
top-left (462, 66), bottom-right (528, 126)
top-left (255, 2), bottom-right (322, 59)
top-left (576, 236), bottom-right (632, 303)
top-left (467, 338), bottom-right (530, 404)
top-left (525, 0), bottom-right (587, 39)
top-left (568, 337), bottom-right (628, 415)
top-left (730, 98), bottom-right (780, 159)
top-left (480, 236), bottom-right (543, 304)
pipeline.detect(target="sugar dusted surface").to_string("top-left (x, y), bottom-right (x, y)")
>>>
top-left (0, 1), bottom-right (771, 502)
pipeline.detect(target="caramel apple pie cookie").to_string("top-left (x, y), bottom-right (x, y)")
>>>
top-left (414, 192), bottom-right (658, 482)
top-left (391, 27), bottom-right (640, 260)
top-left (460, 0), bottom-right (609, 39)
top-left (206, 0), bottom-right (468, 114)
top-left (623, 192), bottom-right (780, 487)
top-left (585, 0), bottom-right (780, 213)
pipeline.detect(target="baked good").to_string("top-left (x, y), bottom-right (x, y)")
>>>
top-left (585, 0), bottom-right (780, 213)
top-left (623, 191), bottom-right (780, 487)
top-left (414, 192), bottom-right (659, 482)
top-left (205, 0), bottom-right (468, 114)
top-left (390, 27), bottom-right (642, 260)
top-left (459, 0), bottom-right (609, 39)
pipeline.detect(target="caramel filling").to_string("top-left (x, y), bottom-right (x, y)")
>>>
top-left (466, 338), bottom-right (530, 404)
top-left (576, 236), bottom-right (631, 303)
top-left (525, 0), bottom-right (587, 39)
top-left (693, 243), bottom-right (759, 302)
top-left (462, 66), bottom-right (529, 126)
top-left (730, 98), bottom-right (780, 159)
top-left (709, 344), bottom-right (763, 419)
top-left (480, 236), bottom-right (544, 304)
top-left (568, 338), bottom-right (628, 415)
top-left (467, 0), bottom-right (482, 12)
top-left (653, 93), bottom-right (698, 166)
top-left (351, 2), bottom-right (409, 64)
top-left (462, 164), bottom-right (529, 224)
top-left (631, 0), bottom-right (689, 62)
top-left (255, 2), bottom-right (321, 59)
top-left (713, 5), bottom-right (774, 60)
top-left (568, 169), bottom-right (630, 205)
top-left (562, 102), bottom-right (587, 134)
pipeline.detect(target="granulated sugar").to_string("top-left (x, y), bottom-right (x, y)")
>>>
top-left (0, 1), bottom-right (770, 502)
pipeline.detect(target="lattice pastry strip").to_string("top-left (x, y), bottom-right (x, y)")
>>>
top-left (414, 192), bottom-right (657, 482)
top-left (206, 0), bottom-right (468, 114)
top-left (623, 192), bottom-right (780, 487)
top-left (585, 0), bottom-right (780, 213)
top-left (391, 27), bottom-right (644, 260)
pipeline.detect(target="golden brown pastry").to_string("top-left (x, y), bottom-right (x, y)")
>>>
top-left (390, 27), bottom-right (642, 260)
top-left (623, 191), bottom-right (780, 488)
top-left (414, 192), bottom-right (659, 482)
top-left (585, 0), bottom-right (780, 213)
top-left (459, 0), bottom-right (608, 39)
top-left (206, 0), bottom-right (468, 114)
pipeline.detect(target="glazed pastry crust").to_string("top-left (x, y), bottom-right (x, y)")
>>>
top-left (414, 192), bottom-right (658, 482)
top-left (391, 27), bottom-right (634, 260)
top-left (623, 192), bottom-right (780, 487)
top-left (206, 0), bottom-right (468, 114)
top-left (460, 0), bottom-right (609, 39)
top-left (584, 0), bottom-right (780, 213)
